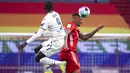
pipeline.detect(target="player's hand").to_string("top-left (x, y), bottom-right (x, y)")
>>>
top-left (96, 24), bottom-right (105, 31)
top-left (18, 42), bottom-right (27, 51)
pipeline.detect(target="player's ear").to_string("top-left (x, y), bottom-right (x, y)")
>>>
top-left (72, 17), bottom-right (74, 21)
top-left (72, 16), bottom-right (76, 21)
top-left (80, 17), bottom-right (83, 21)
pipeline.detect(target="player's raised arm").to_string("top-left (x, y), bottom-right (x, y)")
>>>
top-left (18, 27), bottom-right (44, 51)
top-left (79, 24), bottom-right (104, 41)
top-left (26, 28), bottom-right (44, 43)
top-left (26, 18), bottom-right (49, 44)
top-left (18, 17), bottom-right (49, 51)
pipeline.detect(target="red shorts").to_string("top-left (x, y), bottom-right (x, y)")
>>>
top-left (59, 50), bottom-right (80, 73)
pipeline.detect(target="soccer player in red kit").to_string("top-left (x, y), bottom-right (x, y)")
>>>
top-left (59, 13), bottom-right (104, 73)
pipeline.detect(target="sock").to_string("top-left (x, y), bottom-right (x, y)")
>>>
top-left (44, 65), bottom-right (50, 69)
top-left (40, 57), bottom-right (62, 66)
top-left (44, 65), bottom-right (52, 71)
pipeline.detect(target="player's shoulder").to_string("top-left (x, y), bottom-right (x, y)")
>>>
top-left (67, 21), bottom-right (76, 27)
top-left (44, 13), bottom-right (51, 19)
top-left (65, 21), bottom-right (76, 30)
top-left (53, 11), bottom-right (59, 15)
top-left (46, 11), bottom-right (59, 18)
top-left (48, 11), bottom-right (59, 16)
top-left (44, 14), bottom-right (53, 21)
top-left (52, 11), bottom-right (60, 18)
top-left (53, 11), bottom-right (59, 14)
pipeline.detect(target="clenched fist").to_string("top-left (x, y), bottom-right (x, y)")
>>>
top-left (18, 42), bottom-right (28, 51)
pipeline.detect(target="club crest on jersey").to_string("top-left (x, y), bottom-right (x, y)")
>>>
top-left (67, 24), bottom-right (71, 28)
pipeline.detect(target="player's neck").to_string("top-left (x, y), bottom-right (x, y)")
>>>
top-left (48, 11), bottom-right (54, 13)
top-left (46, 10), bottom-right (53, 13)
top-left (73, 21), bottom-right (78, 26)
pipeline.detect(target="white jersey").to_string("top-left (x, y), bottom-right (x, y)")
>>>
top-left (26, 11), bottom-right (65, 57)
top-left (40, 11), bottom-right (65, 39)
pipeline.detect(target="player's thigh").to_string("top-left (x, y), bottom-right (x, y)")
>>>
top-left (40, 39), bottom-right (64, 57)
top-left (34, 45), bottom-right (42, 54)
top-left (48, 39), bottom-right (64, 57)
top-left (59, 51), bottom-right (68, 61)
top-left (52, 38), bottom-right (65, 50)
top-left (66, 51), bottom-right (80, 73)
top-left (41, 38), bottom-right (64, 50)
top-left (69, 51), bottom-right (80, 67)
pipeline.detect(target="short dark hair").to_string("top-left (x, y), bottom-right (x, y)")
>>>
top-left (44, 1), bottom-right (53, 10)
top-left (72, 13), bottom-right (80, 17)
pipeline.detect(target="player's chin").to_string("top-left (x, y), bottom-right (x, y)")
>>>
top-left (77, 24), bottom-right (80, 27)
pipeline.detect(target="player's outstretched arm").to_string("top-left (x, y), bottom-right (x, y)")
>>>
top-left (26, 28), bottom-right (44, 43)
top-left (18, 28), bottom-right (44, 51)
top-left (79, 24), bottom-right (104, 41)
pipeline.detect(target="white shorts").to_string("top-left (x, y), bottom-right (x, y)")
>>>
top-left (40, 38), bottom-right (64, 57)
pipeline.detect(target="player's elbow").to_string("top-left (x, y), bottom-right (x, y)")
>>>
top-left (82, 38), bottom-right (87, 41)
top-left (82, 37), bottom-right (89, 41)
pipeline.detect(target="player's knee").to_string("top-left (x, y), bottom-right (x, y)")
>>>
top-left (34, 45), bottom-right (42, 54)
top-left (35, 51), bottom-right (46, 62)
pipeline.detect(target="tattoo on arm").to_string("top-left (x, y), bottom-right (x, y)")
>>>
top-left (79, 29), bottom-right (98, 41)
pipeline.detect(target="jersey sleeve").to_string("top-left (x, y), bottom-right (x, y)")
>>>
top-left (65, 23), bottom-right (75, 32)
top-left (26, 28), bottom-right (43, 44)
top-left (40, 17), bottom-right (49, 30)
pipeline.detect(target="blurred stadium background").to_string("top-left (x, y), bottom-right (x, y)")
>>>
top-left (0, 0), bottom-right (130, 73)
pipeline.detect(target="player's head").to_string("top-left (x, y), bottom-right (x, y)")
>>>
top-left (44, 1), bottom-right (53, 13)
top-left (72, 13), bottom-right (83, 27)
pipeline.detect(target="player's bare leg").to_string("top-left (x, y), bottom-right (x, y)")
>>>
top-left (40, 57), bottom-right (66, 73)
top-left (34, 45), bottom-right (42, 54)
top-left (34, 45), bottom-right (53, 73)
top-left (44, 65), bottom-right (53, 73)
top-left (35, 51), bottom-right (66, 73)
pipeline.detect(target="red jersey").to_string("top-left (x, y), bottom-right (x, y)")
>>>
top-left (62, 21), bottom-right (80, 51)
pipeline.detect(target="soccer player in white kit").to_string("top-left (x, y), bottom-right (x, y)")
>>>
top-left (18, 1), bottom-right (66, 73)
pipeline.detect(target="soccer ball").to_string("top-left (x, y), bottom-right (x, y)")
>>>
top-left (78, 6), bottom-right (90, 18)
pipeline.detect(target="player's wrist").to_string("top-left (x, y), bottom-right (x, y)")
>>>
top-left (25, 41), bottom-right (28, 44)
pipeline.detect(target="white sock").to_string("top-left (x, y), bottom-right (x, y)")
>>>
top-left (44, 65), bottom-right (52, 71)
top-left (40, 57), bottom-right (62, 66)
